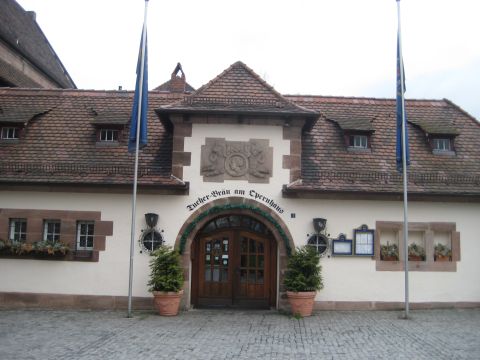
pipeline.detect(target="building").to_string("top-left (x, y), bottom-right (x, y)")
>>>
top-left (0, 0), bottom-right (75, 89)
top-left (1, 59), bottom-right (479, 310)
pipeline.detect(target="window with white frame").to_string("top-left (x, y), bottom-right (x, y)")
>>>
top-left (432, 138), bottom-right (451, 151)
top-left (100, 129), bottom-right (119, 142)
top-left (1, 127), bottom-right (20, 139)
top-left (77, 221), bottom-right (94, 250)
top-left (9, 218), bottom-right (27, 242)
top-left (44, 220), bottom-right (61, 242)
top-left (349, 134), bottom-right (368, 149)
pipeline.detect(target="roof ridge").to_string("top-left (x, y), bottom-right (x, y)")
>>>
top-left (286, 94), bottom-right (450, 104)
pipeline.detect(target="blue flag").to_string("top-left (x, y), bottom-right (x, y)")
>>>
top-left (128, 29), bottom-right (148, 153)
top-left (395, 31), bottom-right (410, 172)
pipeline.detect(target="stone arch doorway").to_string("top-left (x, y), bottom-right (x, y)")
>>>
top-left (175, 197), bottom-right (294, 309)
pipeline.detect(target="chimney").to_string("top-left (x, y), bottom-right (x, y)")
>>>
top-left (169, 63), bottom-right (186, 93)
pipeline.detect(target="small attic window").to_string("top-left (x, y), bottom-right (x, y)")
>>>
top-left (1, 126), bottom-right (20, 140)
top-left (344, 132), bottom-right (371, 152)
top-left (429, 136), bottom-right (456, 155)
top-left (99, 129), bottom-right (119, 142)
top-left (349, 134), bottom-right (368, 149)
top-left (432, 138), bottom-right (451, 152)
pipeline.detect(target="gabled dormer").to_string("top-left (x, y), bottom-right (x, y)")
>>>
top-left (329, 114), bottom-right (375, 152)
top-left (156, 61), bottom-right (318, 183)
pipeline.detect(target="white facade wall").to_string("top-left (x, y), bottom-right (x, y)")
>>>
top-left (1, 122), bottom-right (479, 305)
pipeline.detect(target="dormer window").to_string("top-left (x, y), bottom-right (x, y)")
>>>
top-left (329, 116), bottom-right (374, 152)
top-left (1, 126), bottom-right (20, 139)
top-left (430, 136), bottom-right (455, 155)
top-left (349, 134), bottom-right (368, 149)
top-left (344, 132), bottom-right (372, 152)
top-left (90, 109), bottom-right (128, 146)
top-left (100, 129), bottom-right (119, 142)
top-left (407, 117), bottom-right (458, 155)
top-left (0, 107), bottom-right (48, 142)
top-left (432, 138), bottom-right (451, 152)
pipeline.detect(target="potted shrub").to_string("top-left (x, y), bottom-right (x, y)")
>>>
top-left (408, 243), bottom-right (425, 261)
top-left (148, 245), bottom-right (184, 316)
top-left (380, 242), bottom-right (399, 261)
top-left (284, 246), bottom-right (323, 317)
top-left (434, 243), bottom-right (452, 262)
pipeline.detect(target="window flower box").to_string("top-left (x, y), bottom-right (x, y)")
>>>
top-left (380, 242), bottom-right (399, 261)
top-left (434, 243), bottom-right (452, 262)
top-left (408, 243), bottom-right (425, 261)
top-left (0, 239), bottom-right (69, 258)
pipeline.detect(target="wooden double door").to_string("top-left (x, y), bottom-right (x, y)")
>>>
top-left (192, 230), bottom-right (276, 309)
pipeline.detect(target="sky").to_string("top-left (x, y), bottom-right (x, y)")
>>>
top-left (17, 0), bottom-right (480, 120)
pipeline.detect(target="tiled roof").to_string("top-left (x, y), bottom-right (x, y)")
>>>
top-left (0, 106), bottom-right (51, 124)
top-left (0, 88), bottom-right (184, 189)
top-left (90, 109), bottom-right (130, 125)
top-left (0, 0), bottom-right (76, 88)
top-left (328, 114), bottom-right (374, 132)
top-left (0, 63), bottom-right (479, 197)
top-left (154, 79), bottom-right (195, 93)
top-left (408, 108), bottom-right (459, 135)
top-left (285, 95), bottom-right (480, 196)
top-left (158, 61), bottom-right (318, 117)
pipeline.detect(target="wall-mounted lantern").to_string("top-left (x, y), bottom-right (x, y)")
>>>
top-left (313, 218), bottom-right (327, 233)
top-left (145, 213), bottom-right (159, 228)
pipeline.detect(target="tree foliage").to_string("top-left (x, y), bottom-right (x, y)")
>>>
top-left (284, 246), bottom-right (323, 292)
top-left (148, 245), bottom-right (184, 292)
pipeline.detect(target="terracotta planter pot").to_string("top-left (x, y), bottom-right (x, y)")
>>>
top-left (152, 290), bottom-right (184, 316)
top-left (435, 254), bottom-right (451, 262)
top-left (408, 255), bottom-right (424, 261)
top-left (287, 291), bottom-right (316, 317)
top-left (381, 255), bottom-right (398, 261)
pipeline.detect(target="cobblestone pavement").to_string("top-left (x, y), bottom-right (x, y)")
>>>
top-left (1, 308), bottom-right (479, 360)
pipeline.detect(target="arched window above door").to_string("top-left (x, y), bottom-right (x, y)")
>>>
top-left (200, 215), bottom-right (271, 236)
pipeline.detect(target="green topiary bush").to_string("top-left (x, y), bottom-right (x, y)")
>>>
top-left (148, 245), bottom-right (184, 292)
top-left (284, 246), bottom-right (323, 292)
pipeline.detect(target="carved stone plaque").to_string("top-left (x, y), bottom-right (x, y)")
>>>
top-left (201, 138), bottom-right (273, 183)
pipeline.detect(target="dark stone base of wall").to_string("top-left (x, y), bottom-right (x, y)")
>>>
top-left (1, 292), bottom-right (479, 311)
top-left (0, 292), bottom-right (153, 310)
top-left (314, 301), bottom-right (480, 311)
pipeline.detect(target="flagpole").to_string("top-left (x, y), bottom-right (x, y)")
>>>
top-left (397, 0), bottom-right (409, 319)
top-left (128, 0), bottom-right (149, 319)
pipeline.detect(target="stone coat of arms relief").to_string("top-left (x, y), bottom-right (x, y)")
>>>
top-left (200, 138), bottom-right (273, 183)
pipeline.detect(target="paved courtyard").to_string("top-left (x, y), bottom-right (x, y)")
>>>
top-left (0, 308), bottom-right (479, 360)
